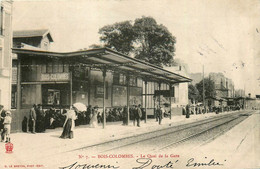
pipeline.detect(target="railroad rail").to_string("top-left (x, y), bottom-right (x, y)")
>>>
top-left (68, 111), bottom-right (252, 153)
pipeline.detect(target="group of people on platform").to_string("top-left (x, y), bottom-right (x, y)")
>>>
top-left (0, 101), bottom-right (247, 142)
top-left (155, 106), bottom-right (166, 125)
top-left (0, 105), bottom-right (12, 143)
top-left (182, 104), bottom-right (244, 118)
top-left (129, 104), bottom-right (143, 127)
top-left (25, 104), bottom-right (63, 134)
top-left (24, 103), bottom-right (172, 139)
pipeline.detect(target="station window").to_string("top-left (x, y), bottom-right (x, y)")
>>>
top-left (47, 89), bottom-right (60, 105)
top-left (119, 74), bottom-right (126, 85)
top-left (47, 62), bottom-right (53, 73)
top-left (42, 60), bottom-right (67, 73)
top-left (11, 85), bottom-right (17, 109)
top-left (113, 73), bottom-right (119, 84)
top-left (113, 73), bottom-right (126, 85)
top-left (129, 76), bottom-right (137, 86)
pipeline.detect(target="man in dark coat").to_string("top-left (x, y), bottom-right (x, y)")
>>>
top-left (122, 106), bottom-right (128, 125)
top-left (36, 104), bottom-right (45, 133)
top-left (0, 105), bottom-right (6, 141)
top-left (186, 104), bottom-right (190, 118)
top-left (182, 106), bottom-right (186, 115)
top-left (85, 105), bottom-right (93, 124)
top-left (155, 106), bottom-right (159, 122)
top-left (135, 104), bottom-right (142, 127)
top-left (195, 106), bottom-right (198, 114)
top-left (158, 106), bottom-right (163, 125)
top-left (29, 104), bottom-right (37, 134)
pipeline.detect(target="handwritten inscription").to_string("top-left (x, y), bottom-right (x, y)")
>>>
top-left (60, 157), bottom-right (226, 169)
top-left (186, 157), bottom-right (226, 167)
top-left (59, 162), bottom-right (119, 169)
top-left (133, 158), bottom-right (178, 169)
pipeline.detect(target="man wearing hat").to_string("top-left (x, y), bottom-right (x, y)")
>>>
top-left (29, 104), bottom-right (37, 134)
top-left (2, 111), bottom-right (12, 142)
top-left (0, 105), bottom-right (6, 141)
top-left (158, 106), bottom-right (163, 125)
top-left (135, 104), bottom-right (142, 127)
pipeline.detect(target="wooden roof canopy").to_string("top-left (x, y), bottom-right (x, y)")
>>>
top-left (12, 47), bottom-right (192, 84)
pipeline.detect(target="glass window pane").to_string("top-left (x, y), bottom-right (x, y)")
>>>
top-left (47, 62), bottom-right (52, 73)
top-left (119, 74), bottom-right (124, 85)
top-left (150, 82), bottom-right (153, 94)
top-left (41, 64), bottom-right (46, 73)
top-left (142, 81), bottom-right (145, 93)
top-left (149, 96), bottom-right (152, 108)
top-left (53, 60), bottom-right (58, 73)
top-left (64, 64), bottom-right (69, 73)
top-left (58, 60), bottom-right (63, 73)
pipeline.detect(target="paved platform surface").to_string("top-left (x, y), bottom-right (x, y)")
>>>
top-left (199, 110), bottom-right (260, 169)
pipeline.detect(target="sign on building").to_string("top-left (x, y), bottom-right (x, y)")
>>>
top-left (40, 73), bottom-right (70, 81)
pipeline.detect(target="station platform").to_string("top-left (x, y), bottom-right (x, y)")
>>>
top-left (2, 111), bottom-right (240, 153)
top-left (0, 110), bottom-right (248, 168)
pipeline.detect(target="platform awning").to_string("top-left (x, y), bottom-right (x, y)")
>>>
top-left (12, 47), bottom-right (192, 84)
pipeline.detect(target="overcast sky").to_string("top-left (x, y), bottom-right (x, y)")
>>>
top-left (12, 0), bottom-right (260, 96)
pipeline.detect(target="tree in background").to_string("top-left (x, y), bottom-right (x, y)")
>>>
top-left (98, 21), bottom-right (136, 55)
top-left (132, 17), bottom-right (176, 67)
top-left (96, 16), bottom-right (176, 67)
top-left (195, 78), bottom-right (216, 102)
top-left (188, 84), bottom-right (200, 104)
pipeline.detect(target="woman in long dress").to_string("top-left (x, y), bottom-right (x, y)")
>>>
top-left (89, 106), bottom-right (98, 128)
top-left (60, 106), bottom-right (77, 139)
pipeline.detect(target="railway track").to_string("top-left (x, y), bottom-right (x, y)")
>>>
top-left (158, 113), bottom-right (251, 151)
top-left (68, 111), bottom-right (252, 153)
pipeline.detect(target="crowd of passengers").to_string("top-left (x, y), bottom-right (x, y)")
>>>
top-left (22, 103), bottom-right (244, 133)
top-left (22, 104), bottom-right (151, 133)
top-left (183, 104), bottom-right (243, 116)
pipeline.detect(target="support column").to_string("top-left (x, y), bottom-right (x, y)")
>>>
top-left (144, 80), bottom-right (147, 123)
top-left (17, 56), bottom-right (21, 110)
top-left (17, 56), bottom-right (24, 132)
top-left (70, 71), bottom-right (73, 106)
top-left (126, 75), bottom-right (130, 125)
top-left (158, 82), bottom-right (161, 108)
top-left (169, 84), bottom-right (172, 120)
top-left (102, 68), bottom-right (107, 129)
top-left (88, 68), bottom-right (91, 106)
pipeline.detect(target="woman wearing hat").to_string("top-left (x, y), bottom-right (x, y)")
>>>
top-left (2, 111), bottom-right (12, 143)
top-left (60, 106), bottom-right (77, 139)
top-left (90, 106), bottom-right (98, 128)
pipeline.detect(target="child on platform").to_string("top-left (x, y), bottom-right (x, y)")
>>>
top-left (2, 111), bottom-right (12, 143)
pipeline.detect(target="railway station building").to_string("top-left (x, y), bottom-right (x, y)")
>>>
top-left (8, 29), bottom-right (191, 132)
top-left (11, 47), bottom-right (191, 131)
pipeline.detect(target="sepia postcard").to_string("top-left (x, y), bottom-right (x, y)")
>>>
top-left (0, 0), bottom-right (259, 169)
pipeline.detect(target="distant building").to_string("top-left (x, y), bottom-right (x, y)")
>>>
top-left (0, 1), bottom-right (12, 109)
top-left (165, 62), bottom-right (190, 107)
top-left (209, 72), bottom-right (235, 98)
top-left (202, 72), bottom-right (235, 107)
top-left (13, 29), bottom-right (53, 50)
